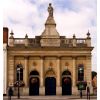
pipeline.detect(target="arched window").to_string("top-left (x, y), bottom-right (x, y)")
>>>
top-left (78, 64), bottom-right (84, 81)
top-left (16, 64), bottom-right (23, 81)
top-left (62, 69), bottom-right (71, 76)
top-left (30, 70), bottom-right (39, 76)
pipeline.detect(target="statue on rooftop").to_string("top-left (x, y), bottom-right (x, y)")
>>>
top-left (48, 3), bottom-right (53, 17)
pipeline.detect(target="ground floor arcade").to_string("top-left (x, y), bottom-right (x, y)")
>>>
top-left (4, 53), bottom-right (92, 96)
top-left (13, 69), bottom-right (77, 96)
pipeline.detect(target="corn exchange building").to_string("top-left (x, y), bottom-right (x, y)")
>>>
top-left (3, 4), bottom-right (93, 96)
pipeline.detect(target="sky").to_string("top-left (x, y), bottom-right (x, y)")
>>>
top-left (3, 0), bottom-right (97, 71)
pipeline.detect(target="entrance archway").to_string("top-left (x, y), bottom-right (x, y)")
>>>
top-left (45, 68), bottom-right (56, 95)
top-left (62, 70), bottom-right (72, 95)
top-left (29, 70), bottom-right (39, 96)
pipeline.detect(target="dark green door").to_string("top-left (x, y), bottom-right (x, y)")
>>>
top-left (45, 77), bottom-right (56, 95)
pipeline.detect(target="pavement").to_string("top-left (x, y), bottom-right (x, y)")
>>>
top-left (3, 96), bottom-right (97, 100)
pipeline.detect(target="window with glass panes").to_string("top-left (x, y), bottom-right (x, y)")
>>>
top-left (16, 64), bottom-right (23, 81)
top-left (78, 64), bottom-right (84, 81)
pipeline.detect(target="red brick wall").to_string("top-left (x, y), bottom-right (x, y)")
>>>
top-left (3, 27), bottom-right (8, 44)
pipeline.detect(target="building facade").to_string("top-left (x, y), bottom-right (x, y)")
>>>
top-left (3, 27), bottom-right (8, 96)
top-left (3, 4), bottom-right (93, 96)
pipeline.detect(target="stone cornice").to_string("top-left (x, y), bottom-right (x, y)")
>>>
top-left (7, 46), bottom-right (94, 51)
top-left (8, 49), bottom-right (92, 57)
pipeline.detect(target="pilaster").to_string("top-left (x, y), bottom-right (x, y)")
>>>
top-left (86, 56), bottom-right (92, 83)
top-left (24, 56), bottom-right (28, 86)
top-left (57, 57), bottom-right (60, 86)
top-left (72, 57), bottom-right (78, 95)
top-left (86, 56), bottom-right (93, 94)
top-left (39, 57), bottom-right (45, 95)
top-left (8, 56), bottom-right (14, 86)
top-left (40, 57), bottom-right (44, 87)
top-left (72, 57), bottom-right (76, 86)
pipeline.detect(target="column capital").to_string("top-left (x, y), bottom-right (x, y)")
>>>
top-left (24, 56), bottom-right (29, 59)
top-left (72, 56), bottom-right (77, 59)
top-left (56, 56), bottom-right (61, 59)
top-left (40, 56), bottom-right (45, 60)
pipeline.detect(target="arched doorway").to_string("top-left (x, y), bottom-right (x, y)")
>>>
top-left (45, 68), bottom-right (56, 95)
top-left (62, 70), bottom-right (72, 95)
top-left (29, 70), bottom-right (39, 96)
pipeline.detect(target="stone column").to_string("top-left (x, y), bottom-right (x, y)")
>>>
top-left (3, 45), bottom-right (7, 95)
top-left (40, 57), bottom-right (45, 95)
top-left (57, 57), bottom-right (60, 86)
top-left (40, 57), bottom-right (44, 87)
top-left (56, 57), bottom-right (62, 95)
top-left (23, 56), bottom-right (29, 95)
top-left (8, 56), bottom-right (14, 86)
top-left (86, 56), bottom-right (91, 82)
top-left (86, 56), bottom-right (93, 93)
top-left (24, 56), bottom-right (28, 86)
top-left (72, 57), bottom-right (78, 95)
top-left (72, 57), bottom-right (76, 86)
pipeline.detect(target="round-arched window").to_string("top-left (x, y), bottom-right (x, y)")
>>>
top-left (78, 64), bottom-right (84, 81)
top-left (16, 64), bottom-right (23, 81)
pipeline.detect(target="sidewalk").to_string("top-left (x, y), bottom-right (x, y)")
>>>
top-left (3, 95), bottom-right (97, 100)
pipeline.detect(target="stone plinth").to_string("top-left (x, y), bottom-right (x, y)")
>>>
top-left (39, 87), bottom-right (45, 95)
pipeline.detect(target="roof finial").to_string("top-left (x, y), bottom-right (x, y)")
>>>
top-left (48, 3), bottom-right (53, 17)
top-left (25, 34), bottom-right (28, 38)
top-left (87, 30), bottom-right (90, 38)
top-left (10, 30), bottom-right (14, 35)
top-left (73, 34), bottom-right (76, 38)
top-left (9, 29), bottom-right (14, 39)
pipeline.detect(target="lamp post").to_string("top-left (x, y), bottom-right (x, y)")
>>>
top-left (17, 67), bottom-right (20, 99)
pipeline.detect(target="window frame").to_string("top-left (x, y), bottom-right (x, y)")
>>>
top-left (78, 64), bottom-right (84, 81)
top-left (16, 64), bottom-right (23, 81)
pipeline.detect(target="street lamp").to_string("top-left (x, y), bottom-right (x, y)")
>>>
top-left (17, 67), bottom-right (20, 99)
